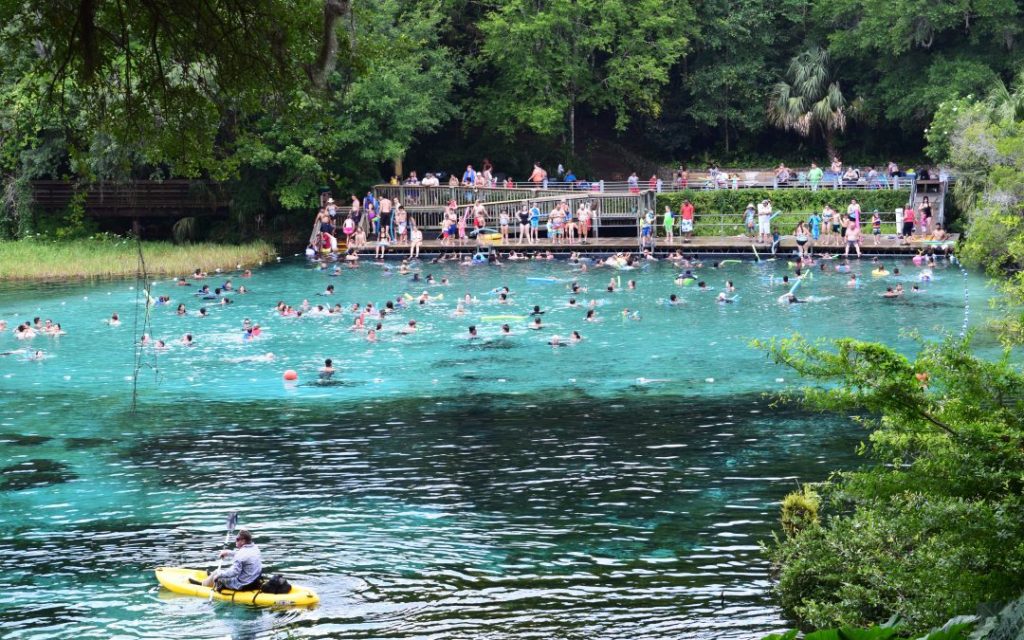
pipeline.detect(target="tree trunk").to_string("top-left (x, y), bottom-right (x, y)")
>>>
top-left (306, 0), bottom-right (350, 89)
top-left (569, 101), bottom-right (576, 159)
top-left (823, 127), bottom-right (837, 161)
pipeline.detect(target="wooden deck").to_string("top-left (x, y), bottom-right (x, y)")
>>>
top-left (339, 234), bottom-right (957, 258)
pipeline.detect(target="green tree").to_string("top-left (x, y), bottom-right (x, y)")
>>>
top-left (680, 0), bottom-right (806, 154)
top-left (767, 47), bottom-right (854, 158)
top-left (813, 0), bottom-right (1022, 131)
top-left (473, 0), bottom-right (693, 157)
top-left (925, 80), bottom-right (1024, 341)
top-left (759, 335), bottom-right (1024, 634)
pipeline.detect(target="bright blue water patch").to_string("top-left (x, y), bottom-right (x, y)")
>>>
top-left (0, 256), bottom-right (1001, 639)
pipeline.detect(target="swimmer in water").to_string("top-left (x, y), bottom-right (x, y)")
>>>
top-left (570, 330), bottom-right (582, 343)
top-left (468, 325), bottom-right (479, 339)
top-left (548, 335), bottom-right (565, 347)
top-left (882, 286), bottom-right (900, 298)
top-left (181, 333), bottom-right (194, 346)
top-left (848, 274), bottom-right (858, 286)
top-left (319, 358), bottom-right (335, 380)
top-left (530, 305), bottom-right (544, 316)
top-left (107, 312), bottom-right (121, 326)
top-left (717, 292), bottom-right (734, 303)
top-left (176, 303), bottom-right (187, 315)
top-left (500, 324), bottom-right (512, 335)
top-left (528, 317), bottom-right (543, 330)
top-left (585, 309), bottom-right (598, 321)
top-left (726, 281), bottom-right (735, 292)
top-left (785, 294), bottom-right (805, 304)
top-left (400, 320), bottom-right (418, 334)
top-left (366, 329), bottom-right (378, 342)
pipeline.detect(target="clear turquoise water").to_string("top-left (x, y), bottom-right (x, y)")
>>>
top-left (0, 256), bottom-right (998, 639)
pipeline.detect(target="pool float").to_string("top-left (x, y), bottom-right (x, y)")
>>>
top-left (154, 567), bottom-right (319, 608)
top-left (526, 277), bottom-right (561, 283)
top-left (912, 255), bottom-right (925, 265)
top-left (719, 259), bottom-right (741, 265)
top-left (481, 315), bottom-right (526, 322)
top-left (871, 268), bottom-right (889, 277)
top-left (675, 277), bottom-right (695, 286)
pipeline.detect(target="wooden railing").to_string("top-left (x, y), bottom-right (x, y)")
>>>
top-left (313, 189), bottom-right (653, 248)
top-left (31, 180), bottom-right (231, 218)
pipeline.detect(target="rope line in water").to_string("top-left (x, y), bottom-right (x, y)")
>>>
top-left (130, 237), bottom-right (160, 413)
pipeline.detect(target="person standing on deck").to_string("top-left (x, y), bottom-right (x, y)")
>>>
top-left (757, 199), bottom-right (773, 245)
top-left (378, 196), bottom-right (393, 241)
top-left (807, 163), bottom-right (823, 191)
top-left (528, 162), bottom-right (547, 187)
top-left (679, 199), bottom-right (695, 241)
top-left (517, 204), bottom-right (530, 244)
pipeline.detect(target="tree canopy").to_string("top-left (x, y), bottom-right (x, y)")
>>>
top-left (1, 0), bottom-right (1023, 238)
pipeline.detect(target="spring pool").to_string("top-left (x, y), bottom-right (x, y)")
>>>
top-left (0, 255), bottom-right (998, 639)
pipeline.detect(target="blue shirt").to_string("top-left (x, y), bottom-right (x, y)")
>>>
top-left (808, 214), bottom-right (821, 232)
top-left (462, 169), bottom-right (476, 184)
top-left (219, 543), bottom-right (262, 590)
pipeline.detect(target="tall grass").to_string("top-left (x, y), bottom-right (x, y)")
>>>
top-left (0, 237), bottom-right (277, 280)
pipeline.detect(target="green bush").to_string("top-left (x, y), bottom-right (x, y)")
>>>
top-left (759, 336), bottom-right (1024, 635)
top-left (657, 189), bottom-right (911, 236)
top-left (781, 486), bottom-right (821, 538)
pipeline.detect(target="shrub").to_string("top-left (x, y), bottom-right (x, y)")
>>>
top-left (780, 486), bottom-right (820, 538)
top-left (657, 189), bottom-right (911, 236)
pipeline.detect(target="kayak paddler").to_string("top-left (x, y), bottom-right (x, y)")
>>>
top-left (202, 529), bottom-right (263, 591)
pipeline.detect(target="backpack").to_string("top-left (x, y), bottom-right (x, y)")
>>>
top-left (261, 574), bottom-right (291, 594)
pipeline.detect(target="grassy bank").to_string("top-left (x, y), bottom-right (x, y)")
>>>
top-left (0, 238), bottom-right (277, 280)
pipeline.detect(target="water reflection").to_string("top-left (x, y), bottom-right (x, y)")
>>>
top-left (0, 392), bottom-right (861, 639)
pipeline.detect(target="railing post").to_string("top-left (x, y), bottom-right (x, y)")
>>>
top-left (599, 180), bottom-right (605, 193)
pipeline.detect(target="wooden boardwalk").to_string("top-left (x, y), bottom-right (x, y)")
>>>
top-left (341, 234), bottom-right (957, 258)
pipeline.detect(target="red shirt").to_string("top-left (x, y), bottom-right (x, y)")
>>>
top-left (681, 203), bottom-right (695, 220)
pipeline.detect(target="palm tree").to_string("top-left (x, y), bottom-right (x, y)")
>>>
top-left (768, 48), bottom-right (853, 159)
top-left (987, 75), bottom-right (1024, 124)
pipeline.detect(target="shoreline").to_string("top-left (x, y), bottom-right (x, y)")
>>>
top-left (0, 239), bottom-right (277, 282)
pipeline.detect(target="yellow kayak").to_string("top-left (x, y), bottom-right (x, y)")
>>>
top-left (155, 567), bottom-right (319, 607)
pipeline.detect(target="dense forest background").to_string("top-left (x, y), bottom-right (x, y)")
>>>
top-left (0, 0), bottom-right (1022, 237)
